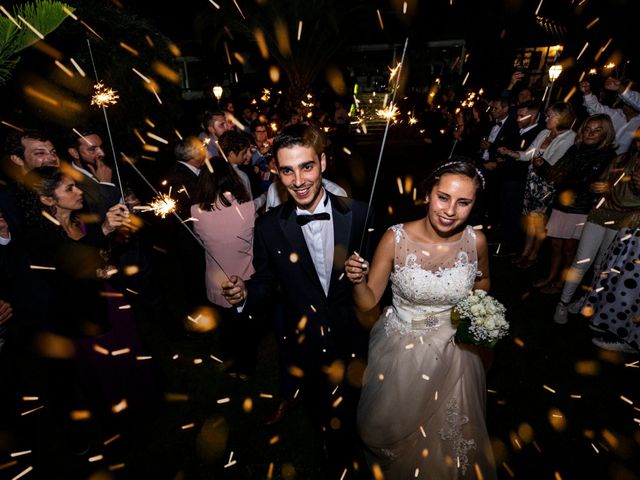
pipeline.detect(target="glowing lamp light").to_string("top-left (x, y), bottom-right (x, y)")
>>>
top-left (549, 65), bottom-right (563, 82)
top-left (212, 85), bottom-right (223, 100)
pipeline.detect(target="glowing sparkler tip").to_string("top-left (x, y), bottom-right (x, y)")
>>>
top-left (91, 82), bottom-right (119, 108)
top-left (135, 193), bottom-right (177, 218)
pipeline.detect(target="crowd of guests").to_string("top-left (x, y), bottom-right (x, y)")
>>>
top-left (1, 70), bottom-right (639, 477)
top-left (444, 72), bottom-right (640, 353)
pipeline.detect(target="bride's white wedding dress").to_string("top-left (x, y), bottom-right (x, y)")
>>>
top-left (357, 224), bottom-right (497, 479)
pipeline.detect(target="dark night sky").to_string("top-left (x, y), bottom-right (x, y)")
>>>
top-left (116, 0), bottom-right (638, 90)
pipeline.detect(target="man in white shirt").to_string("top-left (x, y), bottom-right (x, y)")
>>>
top-left (221, 124), bottom-right (371, 478)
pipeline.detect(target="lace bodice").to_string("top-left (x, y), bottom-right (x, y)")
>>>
top-left (385, 224), bottom-right (479, 335)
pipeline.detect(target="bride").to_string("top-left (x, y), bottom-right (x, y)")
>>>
top-left (345, 160), bottom-right (497, 479)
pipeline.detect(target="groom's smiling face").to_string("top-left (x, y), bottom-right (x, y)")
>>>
top-left (276, 145), bottom-right (326, 212)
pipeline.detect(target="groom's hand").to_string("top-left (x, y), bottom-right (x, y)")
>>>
top-left (221, 275), bottom-right (247, 305)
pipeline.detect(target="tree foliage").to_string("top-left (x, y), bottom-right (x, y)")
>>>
top-left (0, 0), bottom-right (73, 85)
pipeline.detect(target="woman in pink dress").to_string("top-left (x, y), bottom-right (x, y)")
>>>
top-left (191, 156), bottom-right (256, 375)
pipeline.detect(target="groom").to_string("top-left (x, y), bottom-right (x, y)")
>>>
top-left (222, 124), bottom-right (372, 477)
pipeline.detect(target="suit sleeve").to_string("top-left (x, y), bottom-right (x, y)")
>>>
top-left (244, 220), bottom-right (277, 312)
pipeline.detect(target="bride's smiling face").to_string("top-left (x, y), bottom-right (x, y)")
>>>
top-left (425, 173), bottom-right (477, 237)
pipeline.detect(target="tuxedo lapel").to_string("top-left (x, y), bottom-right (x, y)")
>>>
top-left (279, 201), bottom-right (325, 295)
top-left (328, 194), bottom-right (352, 298)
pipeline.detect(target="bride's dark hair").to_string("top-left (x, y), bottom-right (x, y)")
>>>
top-left (421, 157), bottom-right (485, 196)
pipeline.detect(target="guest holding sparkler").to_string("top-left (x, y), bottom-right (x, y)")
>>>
top-left (191, 156), bottom-right (257, 376)
top-left (17, 166), bottom-right (154, 472)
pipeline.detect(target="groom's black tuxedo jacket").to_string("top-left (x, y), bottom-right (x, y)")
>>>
top-left (245, 193), bottom-right (371, 370)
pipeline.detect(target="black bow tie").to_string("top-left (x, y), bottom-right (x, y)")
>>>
top-left (494, 120), bottom-right (504, 127)
top-left (296, 212), bottom-right (331, 226)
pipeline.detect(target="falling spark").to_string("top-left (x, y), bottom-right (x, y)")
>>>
top-left (1, 120), bottom-right (24, 131)
top-left (543, 384), bottom-right (557, 393)
top-left (91, 82), bottom-right (119, 108)
top-left (112, 399), bottom-right (128, 413)
top-left (54, 60), bottom-right (74, 77)
top-left (17, 15), bottom-right (44, 39)
top-left (535, 0), bottom-right (544, 15)
top-left (577, 42), bottom-right (589, 60)
top-left (119, 42), bottom-right (139, 56)
top-left (147, 132), bottom-right (169, 144)
top-left (376, 9), bottom-right (384, 30)
top-left (388, 63), bottom-right (401, 82)
top-left (613, 171), bottom-right (626, 186)
top-left (89, 455), bottom-right (104, 462)
top-left (297, 20), bottom-right (303, 41)
top-left (586, 17), bottom-right (599, 29)
top-left (208, 0), bottom-right (220, 8)
top-left (11, 466), bottom-right (34, 480)
top-left (231, 0), bottom-right (246, 19)
top-left (150, 84), bottom-right (163, 104)
top-left (132, 68), bottom-right (151, 83)
top-left (70, 58), bottom-right (86, 77)
top-left (224, 451), bottom-right (237, 468)
top-left (41, 210), bottom-right (61, 226)
top-left (0, 6), bottom-right (22, 29)
top-left (181, 423), bottom-right (195, 429)
top-left (29, 265), bottom-right (55, 271)
top-left (210, 354), bottom-right (223, 363)
top-left (576, 258), bottom-right (591, 264)
top-left (10, 451), bottom-right (32, 458)
top-left (620, 395), bottom-right (633, 405)
top-left (595, 197), bottom-right (605, 209)
top-left (21, 406), bottom-right (44, 416)
top-left (462, 72), bottom-right (470, 85)
top-left (259, 393), bottom-right (274, 399)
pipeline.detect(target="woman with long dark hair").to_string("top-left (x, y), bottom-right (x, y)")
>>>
top-left (191, 155), bottom-right (256, 375)
top-left (345, 159), bottom-right (496, 479)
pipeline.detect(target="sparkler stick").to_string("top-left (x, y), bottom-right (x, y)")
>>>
top-left (358, 37), bottom-right (409, 253)
top-left (121, 153), bottom-right (230, 280)
top-left (86, 39), bottom-right (126, 203)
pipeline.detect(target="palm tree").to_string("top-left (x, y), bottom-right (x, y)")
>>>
top-left (0, 0), bottom-right (73, 85)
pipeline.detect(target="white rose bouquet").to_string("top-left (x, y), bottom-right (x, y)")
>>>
top-left (452, 290), bottom-right (508, 347)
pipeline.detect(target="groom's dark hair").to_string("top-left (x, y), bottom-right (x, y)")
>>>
top-left (273, 124), bottom-right (325, 159)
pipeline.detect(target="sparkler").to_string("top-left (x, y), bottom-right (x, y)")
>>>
top-left (121, 153), bottom-right (230, 280)
top-left (86, 39), bottom-right (126, 203)
top-left (135, 192), bottom-right (177, 218)
top-left (358, 37), bottom-right (409, 253)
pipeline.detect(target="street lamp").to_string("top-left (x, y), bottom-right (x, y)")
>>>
top-left (545, 65), bottom-right (563, 108)
top-left (212, 85), bottom-right (223, 106)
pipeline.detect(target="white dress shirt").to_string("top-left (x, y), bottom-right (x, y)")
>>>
top-left (296, 189), bottom-right (334, 296)
top-left (482, 119), bottom-right (505, 161)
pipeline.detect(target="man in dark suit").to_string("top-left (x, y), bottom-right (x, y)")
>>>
top-left (495, 101), bottom-right (545, 253)
top-left (156, 137), bottom-right (207, 330)
top-left (66, 129), bottom-right (121, 224)
top-left (222, 124), bottom-right (371, 478)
